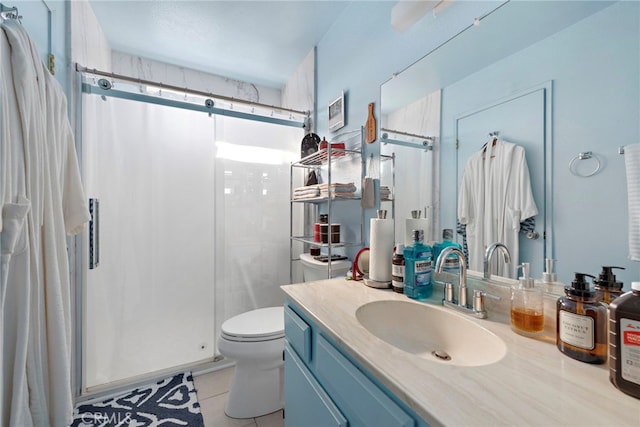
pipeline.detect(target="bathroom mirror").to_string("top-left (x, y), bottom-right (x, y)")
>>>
top-left (381, 0), bottom-right (638, 286)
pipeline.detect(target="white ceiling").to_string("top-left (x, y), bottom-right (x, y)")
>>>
top-left (88, 0), bottom-right (355, 89)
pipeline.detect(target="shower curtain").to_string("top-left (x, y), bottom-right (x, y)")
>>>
top-left (81, 90), bottom-right (299, 390)
top-left (0, 20), bottom-right (90, 427)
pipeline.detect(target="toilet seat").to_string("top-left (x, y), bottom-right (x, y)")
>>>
top-left (220, 307), bottom-right (284, 342)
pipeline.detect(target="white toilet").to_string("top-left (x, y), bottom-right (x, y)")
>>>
top-left (299, 253), bottom-right (351, 281)
top-left (217, 255), bottom-right (349, 419)
top-left (217, 306), bottom-right (284, 419)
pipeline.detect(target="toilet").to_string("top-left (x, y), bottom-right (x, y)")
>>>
top-left (217, 255), bottom-right (349, 418)
top-left (217, 306), bottom-right (285, 419)
top-left (299, 253), bottom-right (351, 281)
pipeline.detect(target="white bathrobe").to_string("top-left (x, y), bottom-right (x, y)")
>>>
top-left (1, 23), bottom-right (32, 427)
top-left (458, 139), bottom-right (537, 278)
top-left (1, 20), bottom-right (90, 427)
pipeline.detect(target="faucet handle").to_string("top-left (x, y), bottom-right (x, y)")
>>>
top-left (444, 282), bottom-right (455, 303)
top-left (472, 290), bottom-right (501, 313)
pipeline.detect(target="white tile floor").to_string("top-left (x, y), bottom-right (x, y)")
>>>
top-left (194, 366), bottom-right (284, 427)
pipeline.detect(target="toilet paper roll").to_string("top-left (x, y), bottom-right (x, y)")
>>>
top-left (369, 218), bottom-right (394, 282)
top-left (404, 218), bottom-right (431, 247)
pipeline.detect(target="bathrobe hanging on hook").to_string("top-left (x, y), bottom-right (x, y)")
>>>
top-left (1, 19), bottom-right (90, 427)
top-left (458, 138), bottom-right (538, 278)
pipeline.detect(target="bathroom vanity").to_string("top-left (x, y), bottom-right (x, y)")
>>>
top-left (281, 278), bottom-right (640, 426)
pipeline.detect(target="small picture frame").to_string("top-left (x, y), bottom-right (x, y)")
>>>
top-left (328, 92), bottom-right (345, 132)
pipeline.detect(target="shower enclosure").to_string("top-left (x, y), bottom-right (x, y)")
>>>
top-left (79, 79), bottom-right (303, 392)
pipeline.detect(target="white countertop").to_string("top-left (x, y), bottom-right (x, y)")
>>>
top-left (281, 277), bottom-right (640, 427)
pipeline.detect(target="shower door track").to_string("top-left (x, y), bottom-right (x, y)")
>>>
top-left (77, 64), bottom-right (310, 129)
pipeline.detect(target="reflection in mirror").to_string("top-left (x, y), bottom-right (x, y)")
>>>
top-left (380, 0), bottom-right (638, 286)
top-left (380, 90), bottom-right (440, 246)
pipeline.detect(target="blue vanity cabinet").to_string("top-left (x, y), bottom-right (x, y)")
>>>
top-left (284, 302), bottom-right (427, 427)
top-left (284, 345), bottom-right (348, 427)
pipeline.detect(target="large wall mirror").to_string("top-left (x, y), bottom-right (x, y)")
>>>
top-left (381, 0), bottom-right (639, 285)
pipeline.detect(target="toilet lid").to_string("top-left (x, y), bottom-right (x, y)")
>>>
top-left (221, 307), bottom-right (284, 341)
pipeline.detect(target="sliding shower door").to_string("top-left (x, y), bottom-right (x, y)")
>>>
top-left (80, 90), bottom-right (301, 392)
top-left (82, 94), bottom-right (216, 390)
top-left (212, 116), bottom-right (300, 331)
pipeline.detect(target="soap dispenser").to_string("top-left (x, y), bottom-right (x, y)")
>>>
top-left (556, 273), bottom-right (607, 364)
top-left (510, 263), bottom-right (544, 337)
top-left (538, 258), bottom-right (563, 294)
top-left (594, 266), bottom-right (625, 305)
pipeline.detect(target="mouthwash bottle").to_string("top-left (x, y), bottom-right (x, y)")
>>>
top-left (404, 229), bottom-right (432, 300)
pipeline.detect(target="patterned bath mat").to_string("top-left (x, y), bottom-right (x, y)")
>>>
top-left (71, 372), bottom-right (204, 427)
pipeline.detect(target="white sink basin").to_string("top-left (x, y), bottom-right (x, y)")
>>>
top-left (355, 300), bottom-right (507, 367)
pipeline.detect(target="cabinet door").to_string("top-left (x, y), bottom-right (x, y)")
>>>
top-left (284, 345), bottom-right (347, 427)
top-left (284, 304), bottom-right (312, 363)
top-left (316, 335), bottom-right (415, 427)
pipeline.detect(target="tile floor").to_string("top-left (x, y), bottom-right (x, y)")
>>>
top-left (194, 366), bottom-right (284, 427)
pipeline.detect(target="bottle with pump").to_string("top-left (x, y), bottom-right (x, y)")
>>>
top-left (556, 273), bottom-right (607, 364)
top-left (510, 262), bottom-right (544, 337)
top-left (609, 281), bottom-right (640, 399)
top-left (594, 266), bottom-right (625, 305)
top-left (404, 230), bottom-right (432, 300)
top-left (537, 258), bottom-right (564, 294)
top-left (391, 244), bottom-right (405, 293)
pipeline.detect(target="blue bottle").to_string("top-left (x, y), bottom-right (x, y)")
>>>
top-left (432, 229), bottom-right (462, 280)
top-left (404, 229), bottom-right (432, 300)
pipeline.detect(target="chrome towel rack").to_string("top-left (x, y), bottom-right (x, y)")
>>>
top-left (569, 151), bottom-right (601, 177)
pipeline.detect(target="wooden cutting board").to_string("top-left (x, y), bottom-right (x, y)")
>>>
top-left (365, 102), bottom-right (376, 144)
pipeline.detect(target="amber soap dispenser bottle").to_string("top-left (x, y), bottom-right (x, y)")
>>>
top-left (557, 273), bottom-right (607, 364)
top-left (510, 263), bottom-right (544, 337)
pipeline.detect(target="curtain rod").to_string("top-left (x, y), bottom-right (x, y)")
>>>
top-left (380, 127), bottom-right (434, 140)
top-left (75, 64), bottom-right (310, 117)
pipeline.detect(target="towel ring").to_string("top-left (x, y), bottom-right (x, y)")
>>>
top-left (569, 151), bottom-right (601, 177)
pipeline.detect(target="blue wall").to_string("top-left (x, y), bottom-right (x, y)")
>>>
top-left (440, 1), bottom-right (639, 286)
top-left (315, 0), bottom-right (503, 247)
top-left (9, 0), bottom-right (69, 94)
top-left (316, 1), bottom-right (639, 286)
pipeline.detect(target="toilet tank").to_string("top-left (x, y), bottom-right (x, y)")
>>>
top-left (299, 253), bottom-right (351, 282)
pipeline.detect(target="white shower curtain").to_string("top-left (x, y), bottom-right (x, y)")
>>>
top-left (0, 20), bottom-right (90, 427)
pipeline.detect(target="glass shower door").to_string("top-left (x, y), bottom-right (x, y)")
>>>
top-left (81, 93), bottom-right (216, 390)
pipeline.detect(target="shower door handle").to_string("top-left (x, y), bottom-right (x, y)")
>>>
top-left (89, 198), bottom-right (100, 269)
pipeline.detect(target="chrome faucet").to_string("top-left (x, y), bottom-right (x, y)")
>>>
top-left (435, 247), bottom-right (467, 304)
top-left (436, 247), bottom-right (494, 319)
top-left (483, 242), bottom-right (511, 280)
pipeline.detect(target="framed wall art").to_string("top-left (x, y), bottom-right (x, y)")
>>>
top-left (328, 91), bottom-right (345, 132)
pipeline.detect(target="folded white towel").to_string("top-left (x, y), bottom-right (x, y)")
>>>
top-left (625, 143), bottom-right (640, 261)
top-left (293, 185), bottom-right (319, 193)
top-left (319, 191), bottom-right (356, 199)
top-left (292, 192), bottom-right (322, 200)
top-left (293, 187), bottom-right (320, 197)
top-left (317, 182), bottom-right (356, 191)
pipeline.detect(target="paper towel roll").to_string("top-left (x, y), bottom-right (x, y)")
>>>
top-left (369, 218), bottom-right (394, 282)
top-left (404, 218), bottom-right (431, 247)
